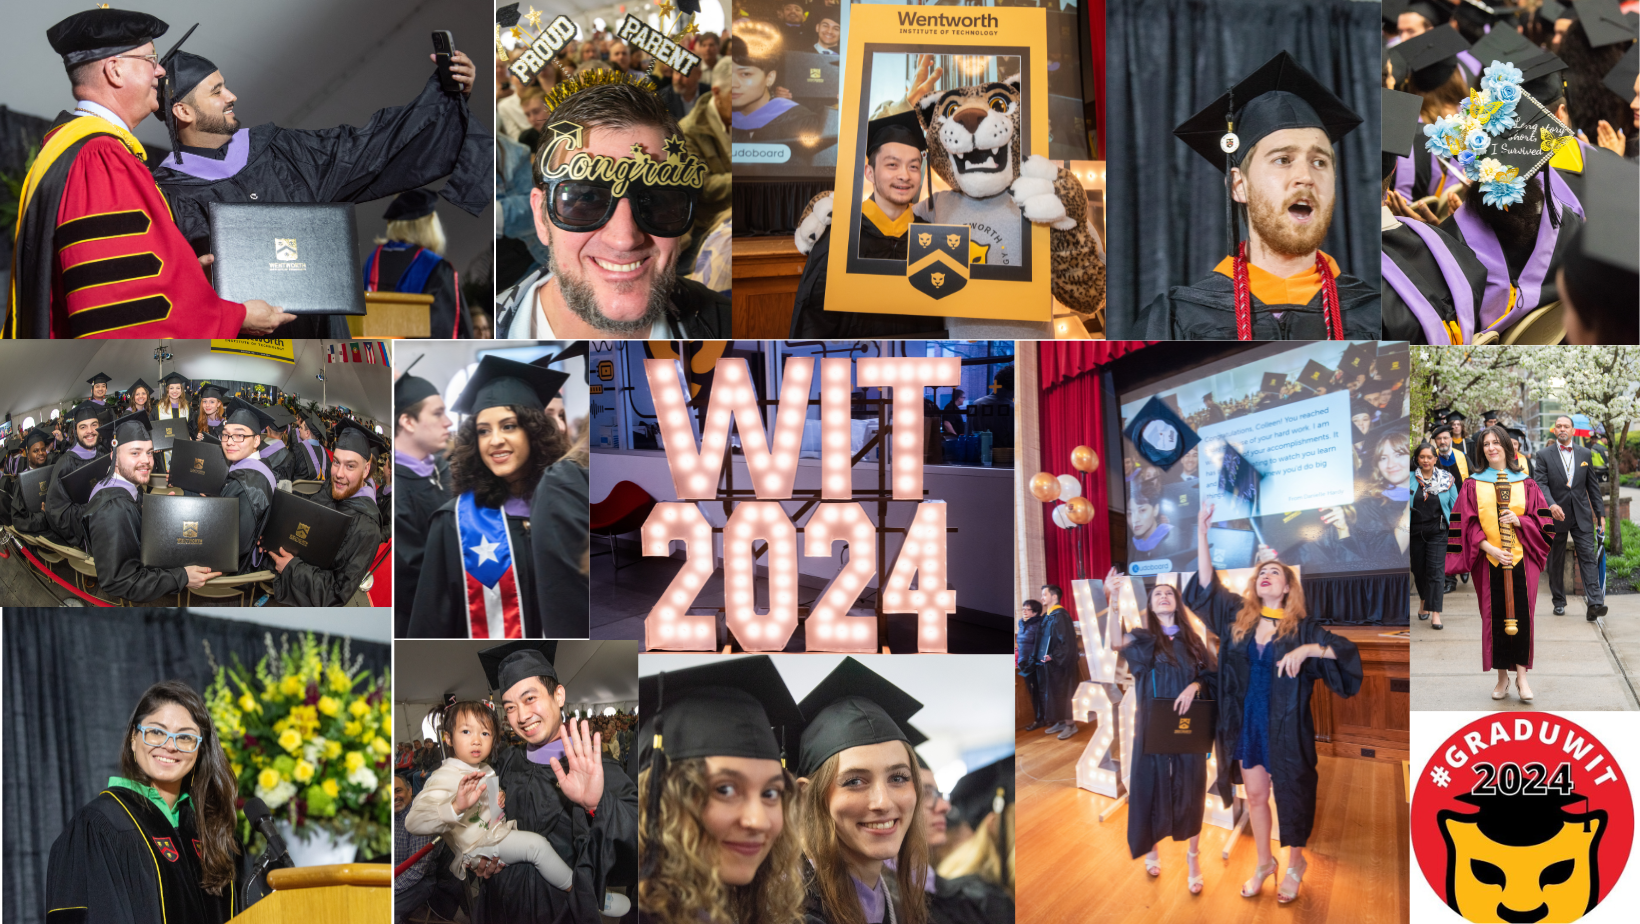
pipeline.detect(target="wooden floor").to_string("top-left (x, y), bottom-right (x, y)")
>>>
top-left (1017, 724), bottom-right (1408, 924)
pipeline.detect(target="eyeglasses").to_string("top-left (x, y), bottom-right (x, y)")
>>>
top-left (221, 432), bottom-right (255, 443)
top-left (114, 53), bottom-right (160, 66)
top-left (540, 177), bottom-right (697, 238)
top-left (136, 724), bottom-right (202, 752)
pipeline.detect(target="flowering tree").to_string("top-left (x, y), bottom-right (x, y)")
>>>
top-left (1516, 346), bottom-right (1640, 554)
top-left (1411, 346), bottom-right (1528, 433)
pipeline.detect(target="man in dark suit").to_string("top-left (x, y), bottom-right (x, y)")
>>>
top-left (1532, 415), bottom-right (1607, 620)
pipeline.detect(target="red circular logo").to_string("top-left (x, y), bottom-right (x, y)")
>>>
top-left (1412, 713), bottom-right (1632, 922)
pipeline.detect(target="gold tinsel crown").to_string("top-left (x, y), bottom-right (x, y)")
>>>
top-left (543, 67), bottom-right (658, 115)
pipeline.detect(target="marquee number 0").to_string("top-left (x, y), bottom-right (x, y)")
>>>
top-left (1470, 761), bottom-right (1573, 797)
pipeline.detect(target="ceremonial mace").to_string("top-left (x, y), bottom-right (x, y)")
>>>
top-left (1497, 480), bottom-right (1518, 636)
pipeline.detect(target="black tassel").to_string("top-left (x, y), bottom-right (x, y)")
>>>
top-left (1543, 173), bottom-right (1560, 230)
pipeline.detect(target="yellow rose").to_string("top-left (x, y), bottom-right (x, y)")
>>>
top-left (328, 669), bottom-right (352, 693)
top-left (257, 768), bottom-right (280, 791)
top-left (349, 699), bottom-right (370, 719)
top-left (238, 693), bottom-right (260, 714)
top-left (344, 751), bottom-right (366, 773)
top-left (370, 737), bottom-right (392, 757)
top-left (279, 675), bottom-right (303, 698)
top-left (293, 759), bottom-right (315, 783)
top-left (321, 779), bottom-right (340, 798)
top-left (317, 696), bottom-right (340, 717)
top-left (278, 729), bottom-right (302, 754)
top-left (324, 740), bottom-right (343, 760)
top-left (343, 721), bottom-right (362, 738)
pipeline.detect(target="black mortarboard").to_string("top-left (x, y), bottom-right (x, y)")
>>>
top-left (86, 372), bottom-right (112, 386)
top-left (1382, 88), bottom-right (1425, 181)
top-left (1174, 51), bottom-right (1363, 173)
top-left (156, 23), bottom-right (199, 165)
top-left (1122, 395), bottom-right (1201, 472)
top-left (1517, 51), bottom-right (1570, 102)
top-left (1339, 341), bottom-right (1376, 376)
top-left (1576, 148), bottom-right (1640, 274)
top-left (1297, 359), bottom-right (1333, 390)
top-left (633, 656), bottom-right (801, 773)
top-left (297, 408), bottom-right (329, 440)
top-left (1604, 43), bottom-right (1639, 99)
top-left (1350, 395), bottom-right (1377, 419)
top-left (1407, 1), bottom-right (1455, 27)
top-left (1455, 0), bottom-right (1517, 33)
top-left (46, 8), bottom-right (167, 69)
top-left (332, 419), bottom-right (386, 461)
top-left (497, 3), bottom-right (521, 28)
top-left (168, 50), bottom-right (218, 102)
top-left (24, 428), bottom-right (53, 449)
top-left (160, 371), bottom-right (190, 387)
top-left (948, 757), bottom-right (1015, 828)
top-left (479, 641), bottom-right (560, 694)
top-left (452, 355), bottom-right (569, 416)
top-left (1431, 423), bottom-right (1455, 439)
top-left (1260, 372), bottom-right (1287, 394)
top-left (128, 378), bottom-right (152, 396)
top-left (71, 401), bottom-right (104, 425)
top-left (100, 409), bottom-right (152, 445)
top-left (794, 658), bottom-right (922, 777)
top-left (1539, 0), bottom-right (1570, 22)
top-left (221, 397), bottom-right (273, 433)
top-left (1447, 790), bottom-right (1602, 846)
top-left (1484, 88), bottom-right (1575, 185)
top-left (865, 108), bottom-right (927, 161)
top-left (1506, 426), bottom-right (1527, 442)
top-left (395, 371), bottom-right (441, 409)
top-left (1392, 26), bottom-right (1471, 92)
top-left (383, 188), bottom-right (439, 221)
top-left (197, 383), bottom-right (228, 401)
top-left (262, 404), bottom-right (296, 429)
top-left (1468, 23), bottom-right (1537, 68)
top-left (1573, 0), bottom-right (1638, 47)
top-left (1481, 409), bottom-right (1502, 422)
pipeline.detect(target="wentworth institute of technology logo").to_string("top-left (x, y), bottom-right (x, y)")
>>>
top-left (1412, 713), bottom-right (1632, 923)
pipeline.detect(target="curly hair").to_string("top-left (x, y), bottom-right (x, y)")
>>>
top-left (447, 404), bottom-right (570, 507)
top-left (1229, 560), bottom-right (1308, 643)
top-left (637, 758), bottom-right (806, 924)
top-left (798, 743), bottom-right (929, 924)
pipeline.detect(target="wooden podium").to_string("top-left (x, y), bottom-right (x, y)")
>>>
top-left (228, 863), bottom-right (390, 924)
top-left (348, 291), bottom-right (432, 338)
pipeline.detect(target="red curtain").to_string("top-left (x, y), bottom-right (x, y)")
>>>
top-left (1039, 341), bottom-right (1152, 389)
top-left (1090, 0), bottom-right (1106, 160)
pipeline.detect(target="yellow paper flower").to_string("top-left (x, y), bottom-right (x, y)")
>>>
top-left (258, 767), bottom-right (280, 791)
top-left (322, 778), bottom-right (340, 798)
top-left (317, 696), bottom-right (340, 717)
top-left (293, 759), bottom-right (315, 783)
top-left (345, 750), bottom-right (367, 773)
top-left (278, 729), bottom-right (303, 754)
top-left (349, 699), bottom-right (370, 719)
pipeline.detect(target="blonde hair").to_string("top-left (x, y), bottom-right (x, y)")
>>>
top-left (1230, 561), bottom-right (1308, 642)
top-left (637, 758), bottom-right (806, 924)
top-left (379, 212), bottom-right (447, 256)
top-left (936, 803), bottom-right (1014, 896)
top-left (798, 743), bottom-right (929, 924)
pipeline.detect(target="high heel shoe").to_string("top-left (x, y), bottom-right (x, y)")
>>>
top-left (1277, 865), bottom-right (1306, 904)
top-left (1516, 673), bottom-right (1534, 703)
top-left (1187, 848), bottom-right (1203, 895)
top-left (1492, 677), bottom-right (1508, 700)
top-left (1241, 859), bottom-right (1277, 898)
top-left (1144, 850), bottom-right (1160, 877)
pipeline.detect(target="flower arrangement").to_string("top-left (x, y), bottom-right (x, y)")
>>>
top-left (205, 633), bottom-right (392, 857)
top-left (1423, 60), bottom-right (1528, 208)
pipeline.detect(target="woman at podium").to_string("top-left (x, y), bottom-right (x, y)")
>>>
top-left (45, 680), bottom-right (241, 924)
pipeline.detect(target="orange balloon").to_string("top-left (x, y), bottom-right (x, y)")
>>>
top-left (1029, 471), bottom-right (1061, 502)
top-left (1071, 445), bottom-right (1099, 473)
top-left (1066, 495), bottom-right (1095, 525)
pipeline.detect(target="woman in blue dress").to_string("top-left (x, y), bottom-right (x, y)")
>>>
top-left (1184, 502), bottom-right (1362, 904)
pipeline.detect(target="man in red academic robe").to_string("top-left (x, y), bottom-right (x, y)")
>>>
top-left (6, 8), bottom-right (289, 339)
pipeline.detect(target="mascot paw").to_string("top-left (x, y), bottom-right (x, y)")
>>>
top-left (1017, 154), bottom-right (1058, 181)
top-left (794, 193), bottom-right (834, 256)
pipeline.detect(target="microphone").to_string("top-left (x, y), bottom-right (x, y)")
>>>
top-left (241, 798), bottom-right (292, 904)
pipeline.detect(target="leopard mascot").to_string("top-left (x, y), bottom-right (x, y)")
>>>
top-left (796, 75), bottom-right (1105, 332)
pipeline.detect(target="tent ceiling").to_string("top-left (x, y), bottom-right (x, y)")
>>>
top-left (393, 641), bottom-right (638, 706)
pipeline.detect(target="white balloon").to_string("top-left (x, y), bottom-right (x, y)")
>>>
top-left (1052, 504), bottom-right (1073, 529)
top-left (1057, 474), bottom-right (1082, 499)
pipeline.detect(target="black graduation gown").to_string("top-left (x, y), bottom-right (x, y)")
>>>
top-left (407, 499), bottom-right (542, 637)
top-left (926, 873), bottom-right (1014, 924)
top-left (260, 444), bottom-right (297, 485)
top-left (269, 489), bottom-right (383, 606)
top-left (285, 440), bottom-right (317, 482)
top-left (531, 459), bottom-right (591, 639)
top-left (373, 248), bottom-right (471, 339)
top-left (474, 743), bottom-right (639, 924)
top-left (220, 466), bottom-right (275, 575)
top-left (1381, 220), bottom-right (1488, 343)
top-left (789, 214), bottom-right (946, 338)
top-left (46, 787), bottom-right (235, 924)
top-left (83, 484), bottom-right (189, 602)
top-left (9, 463), bottom-right (53, 534)
top-left (1036, 605), bottom-right (1078, 725)
top-left (1440, 194), bottom-right (1583, 317)
top-left (44, 448), bottom-right (100, 548)
top-left (1119, 629), bottom-right (1212, 859)
top-left (1181, 573), bottom-right (1363, 848)
top-left (393, 456), bottom-right (451, 636)
top-left (1133, 270), bottom-right (1380, 340)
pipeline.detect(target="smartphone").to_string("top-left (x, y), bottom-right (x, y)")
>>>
top-left (432, 31), bottom-right (460, 93)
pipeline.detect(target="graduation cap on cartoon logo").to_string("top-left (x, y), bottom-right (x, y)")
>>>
top-left (1123, 396), bottom-right (1202, 472)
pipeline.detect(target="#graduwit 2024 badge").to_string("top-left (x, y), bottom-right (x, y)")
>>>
top-left (1412, 713), bottom-right (1633, 923)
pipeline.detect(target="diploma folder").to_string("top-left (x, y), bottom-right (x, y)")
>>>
top-left (1143, 670), bottom-right (1217, 755)
top-left (167, 440), bottom-right (229, 495)
top-left (60, 454), bottom-right (113, 505)
top-left (259, 488), bottom-right (350, 569)
top-left (208, 202), bottom-right (368, 316)
top-left (149, 419), bottom-right (189, 451)
top-left (17, 466), bottom-right (52, 514)
top-left (139, 493), bottom-right (239, 573)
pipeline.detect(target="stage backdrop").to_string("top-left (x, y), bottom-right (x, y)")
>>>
top-left (1105, 0), bottom-right (1382, 335)
top-left (1, 609), bottom-right (391, 924)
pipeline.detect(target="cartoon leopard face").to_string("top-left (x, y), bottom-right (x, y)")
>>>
top-left (917, 76), bottom-right (1022, 199)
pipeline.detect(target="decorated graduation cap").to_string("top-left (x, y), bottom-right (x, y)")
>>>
top-left (478, 640), bottom-right (560, 693)
top-left (1574, 0), bottom-right (1639, 47)
top-left (948, 757), bottom-right (1014, 829)
top-left (383, 188), bottom-right (439, 221)
top-left (1391, 26), bottom-right (1472, 93)
top-left (865, 108), bottom-right (928, 162)
top-left (331, 419), bottom-right (386, 461)
top-left (452, 355), bottom-right (569, 416)
top-left (221, 397), bottom-right (274, 433)
top-left (160, 371), bottom-right (191, 388)
top-left (1122, 395), bottom-right (1201, 471)
top-left (632, 655), bottom-right (801, 776)
top-left (100, 409), bottom-right (152, 445)
top-left (197, 383), bottom-right (228, 401)
top-left (794, 657), bottom-right (922, 778)
top-left (46, 7), bottom-right (167, 69)
top-left (1422, 57), bottom-right (1576, 210)
top-left (1383, 88), bottom-right (1425, 181)
top-left (1604, 43), bottom-right (1639, 99)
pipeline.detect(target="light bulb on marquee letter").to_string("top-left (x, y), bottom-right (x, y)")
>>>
top-left (644, 357), bottom-right (814, 500)
top-left (722, 502), bottom-right (799, 651)
top-left (881, 502), bottom-right (955, 652)
top-left (802, 502), bottom-right (877, 652)
top-left (641, 503), bottom-right (716, 651)
top-left (857, 356), bottom-right (960, 500)
top-left (820, 358), bottom-right (854, 499)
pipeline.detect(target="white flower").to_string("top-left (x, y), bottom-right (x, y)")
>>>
top-left (256, 779), bottom-right (298, 810)
top-left (303, 736), bottom-right (329, 763)
top-left (348, 765), bottom-right (378, 792)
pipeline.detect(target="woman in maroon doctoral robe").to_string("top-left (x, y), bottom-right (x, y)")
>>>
top-left (1445, 425), bottom-right (1555, 703)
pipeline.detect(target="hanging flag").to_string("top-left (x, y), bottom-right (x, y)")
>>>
top-left (454, 493), bottom-right (524, 638)
top-left (351, 344), bottom-right (362, 364)
top-left (1573, 414), bottom-right (1592, 437)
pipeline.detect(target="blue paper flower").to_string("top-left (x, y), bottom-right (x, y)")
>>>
top-left (1493, 83), bottom-right (1521, 105)
top-left (1482, 60), bottom-right (1523, 89)
top-left (1481, 177), bottom-right (1527, 208)
top-left (1458, 150), bottom-right (1478, 167)
top-left (1465, 130), bottom-right (1491, 153)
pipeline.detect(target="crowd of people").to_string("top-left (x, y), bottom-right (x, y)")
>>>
top-left (1381, 0), bottom-right (1639, 344)
top-left (1, 370), bottom-right (390, 605)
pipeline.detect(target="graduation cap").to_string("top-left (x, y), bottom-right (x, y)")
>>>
top-left (1505, 426), bottom-right (1528, 443)
top-left (1574, 148), bottom-right (1639, 274)
top-left (197, 383), bottom-right (228, 402)
top-left (128, 378), bottom-right (153, 396)
top-left (23, 427), bottom-right (53, 449)
top-left (1122, 395), bottom-right (1201, 472)
top-left (1391, 26), bottom-right (1472, 93)
top-left (86, 372), bottom-right (112, 388)
top-left (1447, 409), bottom-right (1470, 423)
top-left (633, 655), bottom-right (802, 773)
top-left (1468, 22), bottom-right (1538, 67)
top-left (1539, 0), bottom-right (1571, 21)
top-left (262, 404), bottom-right (296, 429)
top-left (1385, 0), bottom-right (1455, 28)
top-left (70, 401), bottom-right (104, 425)
top-left (1350, 395), bottom-right (1378, 420)
top-left (1361, 417), bottom-right (1412, 462)
top-left (478, 640), bottom-right (559, 694)
top-left (1480, 409), bottom-right (1503, 423)
top-left (297, 407), bottom-right (330, 441)
top-left (168, 50), bottom-right (218, 103)
top-left (1173, 51), bottom-right (1362, 173)
top-left (1455, 0), bottom-right (1520, 34)
top-left (1573, 0), bottom-right (1638, 47)
top-left (100, 409), bottom-right (152, 445)
top-left (1376, 343), bottom-right (1411, 379)
top-left (1604, 43), bottom-right (1639, 100)
top-left (948, 757), bottom-right (1015, 829)
top-left (383, 188), bottom-right (439, 222)
top-left (1430, 422), bottom-right (1456, 439)
top-left (1260, 371), bottom-right (1287, 394)
top-left (46, 7), bottom-right (168, 69)
top-left (1517, 51), bottom-right (1570, 103)
top-left (160, 371), bottom-right (190, 388)
top-left (152, 23), bottom-right (200, 165)
top-left (452, 355), bottom-right (569, 416)
top-left (794, 657), bottom-right (922, 778)
top-left (332, 419), bottom-right (387, 461)
top-left (1382, 88), bottom-right (1425, 181)
top-left (1339, 340), bottom-right (1376, 376)
top-left (1448, 789), bottom-right (1601, 846)
top-left (865, 108), bottom-right (927, 162)
top-left (219, 397), bottom-right (273, 434)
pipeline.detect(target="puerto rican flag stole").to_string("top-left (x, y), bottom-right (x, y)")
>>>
top-left (455, 492), bottom-right (524, 638)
